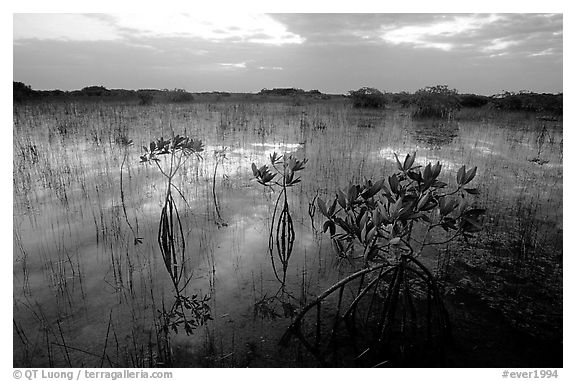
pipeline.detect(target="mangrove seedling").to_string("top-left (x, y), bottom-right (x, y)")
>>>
top-left (281, 152), bottom-right (484, 366)
top-left (140, 135), bottom-right (212, 344)
top-left (252, 152), bottom-right (308, 287)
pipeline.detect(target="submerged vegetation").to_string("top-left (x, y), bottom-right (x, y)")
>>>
top-left (12, 88), bottom-right (562, 368)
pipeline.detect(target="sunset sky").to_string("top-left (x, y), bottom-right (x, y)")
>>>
top-left (13, 13), bottom-right (563, 95)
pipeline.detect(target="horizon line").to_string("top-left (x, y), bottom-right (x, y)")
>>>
top-left (13, 81), bottom-right (564, 97)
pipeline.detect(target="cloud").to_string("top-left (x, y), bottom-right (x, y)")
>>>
top-left (482, 38), bottom-right (521, 52)
top-left (13, 14), bottom-right (120, 41)
top-left (488, 52), bottom-right (508, 58)
top-left (219, 62), bottom-right (247, 70)
top-left (14, 13), bottom-right (561, 60)
top-left (529, 48), bottom-right (555, 57)
top-left (271, 14), bottom-right (562, 59)
top-left (14, 13), bottom-right (305, 46)
top-left (111, 14), bottom-right (304, 45)
top-left (380, 14), bottom-right (503, 51)
top-left (270, 14), bottom-right (438, 45)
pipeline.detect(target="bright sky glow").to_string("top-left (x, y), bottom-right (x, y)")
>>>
top-left (381, 14), bottom-right (503, 51)
top-left (483, 38), bottom-right (520, 52)
top-left (14, 14), bottom-right (120, 41)
top-left (219, 62), bottom-right (248, 69)
top-left (14, 13), bottom-right (305, 45)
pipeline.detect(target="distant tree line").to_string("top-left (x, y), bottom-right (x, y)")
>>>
top-left (489, 91), bottom-right (562, 114)
top-left (13, 82), bottom-right (562, 115)
top-left (258, 88), bottom-right (325, 97)
top-left (13, 82), bottom-right (40, 103)
top-left (347, 85), bottom-right (562, 116)
top-left (13, 82), bottom-right (196, 105)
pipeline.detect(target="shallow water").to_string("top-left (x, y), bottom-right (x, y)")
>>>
top-left (13, 103), bottom-right (562, 367)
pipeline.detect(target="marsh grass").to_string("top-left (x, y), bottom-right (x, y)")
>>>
top-left (13, 101), bottom-right (562, 367)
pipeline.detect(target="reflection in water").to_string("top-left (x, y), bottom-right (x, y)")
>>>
top-left (409, 119), bottom-right (460, 148)
top-left (13, 104), bottom-right (563, 367)
top-left (377, 147), bottom-right (463, 173)
top-left (251, 142), bottom-right (301, 149)
top-left (202, 142), bottom-right (303, 179)
top-left (346, 109), bottom-right (387, 129)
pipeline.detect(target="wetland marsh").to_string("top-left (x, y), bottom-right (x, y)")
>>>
top-left (13, 101), bottom-right (563, 367)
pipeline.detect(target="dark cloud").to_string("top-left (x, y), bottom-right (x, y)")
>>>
top-left (270, 13), bottom-right (562, 58)
top-left (13, 13), bottom-right (562, 94)
top-left (269, 14), bottom-right (440, 44)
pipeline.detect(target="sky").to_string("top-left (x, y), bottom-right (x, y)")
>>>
top-left (13, 13), bottom-right (563, 95)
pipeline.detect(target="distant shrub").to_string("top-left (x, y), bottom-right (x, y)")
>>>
top-left (13, 82), bottom-right (38, 103)
top-left (80, 86), bottom-right (111, 96)
top-left (46, 89), bottom-right (66, 97)
top-left (169, 89), bottom-right (194, 103)
top-left (390, 91), bottom-right (413, 108)
top-left (259, 88), bottom-right (306, 96)
top-left (458, 94), bottom-right (489, 108)
top-left (349, 87), bottom-right (387, 109)
top-left (491, 91), bottom-right (562, 115)
top-left (137, 92), bottom-right (154, 106)
top-left (413, 85), bottom-right (460, 119)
